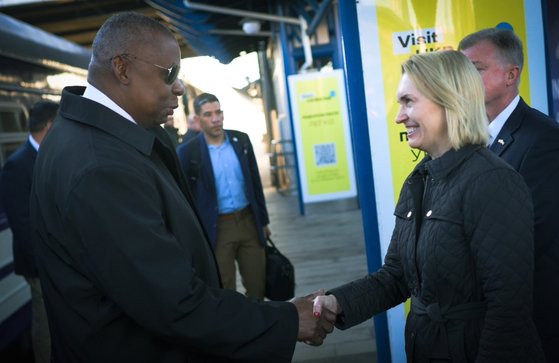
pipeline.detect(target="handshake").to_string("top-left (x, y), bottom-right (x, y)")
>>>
top-left (291, 290), bottom-right (341, 346)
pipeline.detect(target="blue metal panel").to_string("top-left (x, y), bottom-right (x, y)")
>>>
top-left (306, 0), bottom-right (332, 36)
top-left (541, 0), bottom-right (555, 117)
top-left (291, 43), bottom-right (336, 60)
top-left (337, 1), bottom-right (391, 363)
top-left (278, 2), bottom-right (305, 216)
top-left (330, 3), bottom-right (342, 70)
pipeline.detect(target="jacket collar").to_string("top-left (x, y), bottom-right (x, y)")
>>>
top-left (59, 86), bottom-right (156, 156)
top-left (412, 144), bottom-right (482, 180)
top-left (489, 97), bottom-right (527, 156)
top-left (199, 130), bottom-right (243, 153)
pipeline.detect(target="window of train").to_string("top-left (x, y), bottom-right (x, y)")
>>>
top-left (0, 102), bottom-right (28, 167)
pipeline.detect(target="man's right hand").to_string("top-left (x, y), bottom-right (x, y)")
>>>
top-left (291, 294), bottom-right (336, 346)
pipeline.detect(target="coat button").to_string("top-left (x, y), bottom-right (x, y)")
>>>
top-left (407, 211), bottom-right (412, 218)
top-left (426, 210), bottom-right (432, 217)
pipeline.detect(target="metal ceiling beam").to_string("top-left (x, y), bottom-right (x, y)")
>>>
top-left (182, 0), bottom-right (313, 71)
top-left (306, 0), bottom-right (332, 37)
top-left (209, 29), bottom-right (273, 37)
top-left (182, 0), bottom-right (300, 25)
top-left (37, 7), bottom-right (155, 33)
top-left (0, 0), bottom-right (58, 7)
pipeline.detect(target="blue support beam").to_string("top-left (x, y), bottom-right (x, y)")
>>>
top-left (278, 1), bottom-right (305, 216)
top-left (306, 0), bottom-right (332, 37)
top-left (291, 43), bottom-right (336, 60)
top-left (337, 1), bottom-right (392, 363)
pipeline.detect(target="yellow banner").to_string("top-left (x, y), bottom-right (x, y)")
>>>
top-left (376, 0), bottom-right (529, 200)
top-left (288, 70), bottom-right (356, 203)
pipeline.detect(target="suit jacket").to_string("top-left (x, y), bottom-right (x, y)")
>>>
top-left (181, 128), bottom-right (200, 144)
top-left (31, 86), bottom-right (297, 363)
top-left (176, 130), bottom-right (270, 248)
top-left (490, 97), bottom-right (559, 352)
top-left (0, 140), bottom-right (38, 277)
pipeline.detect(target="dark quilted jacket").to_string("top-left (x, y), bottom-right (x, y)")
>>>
top-left (330, 145), bottom-right (544, 362)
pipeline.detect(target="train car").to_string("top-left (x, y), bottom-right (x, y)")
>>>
top-left (0, 13), bottom-right (90, 357)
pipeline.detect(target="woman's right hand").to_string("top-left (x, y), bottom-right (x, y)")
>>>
top-left (312, 294), bottom-right (341, 319)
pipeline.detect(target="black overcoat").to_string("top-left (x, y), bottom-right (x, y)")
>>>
top-left (31, 86), bottom-right (298, 362)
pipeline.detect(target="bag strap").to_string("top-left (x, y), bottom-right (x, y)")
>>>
top-left (266, 237), bottom-right (276, 248)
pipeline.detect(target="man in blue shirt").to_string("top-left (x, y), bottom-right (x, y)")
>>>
top-left (177, 93), bottom-right (270, 300)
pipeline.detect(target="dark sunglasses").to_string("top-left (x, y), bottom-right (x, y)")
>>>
top-left (120, 53), bottom-right (180, 85)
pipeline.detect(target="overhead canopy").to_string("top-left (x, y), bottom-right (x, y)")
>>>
top-left (0, 0), bottom-right (332, 64)
top-left (147, 0), bottom-right (275, 64)
top-left (0, 13), bottom-right (91, 72)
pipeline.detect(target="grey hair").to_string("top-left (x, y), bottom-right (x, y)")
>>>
top-left (458, 28), bottom-right (524, 71)
top-left (91, 12), bottom-right (174, 64)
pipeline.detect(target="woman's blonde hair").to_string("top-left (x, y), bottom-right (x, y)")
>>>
top-left (402, 50), bottom-right (488, 149)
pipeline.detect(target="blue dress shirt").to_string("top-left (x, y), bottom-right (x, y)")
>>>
top-left (208, 135), bottom-right (249, 213)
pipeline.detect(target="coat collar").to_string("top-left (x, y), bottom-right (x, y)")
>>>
top-left (199, 130), bottom-right (243, 153)
top-left (489, 97), bottom-right (527, 156)
top-left (412, 144), bottom-right (482, 180)
top-left (59, 86), bottom-right (156, 156)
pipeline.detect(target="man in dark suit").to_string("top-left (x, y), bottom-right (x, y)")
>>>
top-left (0, 100), bottom-right (58, 363)
top-left (30, 12), bottom-right (333, 363)
top-left (460, 28), bottom-right (559, 361)
top-left (177, 93), bottom-right (269, 300)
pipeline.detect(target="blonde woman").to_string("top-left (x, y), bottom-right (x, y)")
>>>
top-left (314, 50), bottom-right (544, 362)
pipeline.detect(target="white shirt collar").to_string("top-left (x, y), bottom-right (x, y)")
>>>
top-left (487, 95), bottom-right (519, 146)
top-left (29, 134), bottom-right (40, 151)
top-left (82, 83), bottom-right (136, 124)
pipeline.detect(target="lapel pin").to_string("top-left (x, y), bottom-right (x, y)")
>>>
top-left (233, 137), bottom-right (238, 142)
top-left (498, 139), bottom-right (505, 145)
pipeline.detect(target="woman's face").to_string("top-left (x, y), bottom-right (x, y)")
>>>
top-left (396, 73), bottom-right (450, 159)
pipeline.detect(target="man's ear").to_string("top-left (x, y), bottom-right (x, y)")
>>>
top-left (506, 65), bottom-right (520, 86)
top-left (112, 55), bottom-right (130, 85)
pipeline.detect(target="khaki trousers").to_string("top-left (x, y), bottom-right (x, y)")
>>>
top-left (215, 210), bottom-right (265, 300)
top-left (26, 277), bottom-right (51, 363)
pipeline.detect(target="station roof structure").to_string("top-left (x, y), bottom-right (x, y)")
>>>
top-left (0, 0), bottom-right (279, 64)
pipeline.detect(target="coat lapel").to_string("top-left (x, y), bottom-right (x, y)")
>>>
top-left (489, 132), bottom-right (513, 156)
top-left (199, 134), bottom-right (217, 195)
top-left (149, 126), bottom-right (197, 207)
top-left (228, 131), bottom-right (250, 176)
top-left (489, 98), bottom-right (526, 156)
top-left (25, 140), bottom-right (38, 162)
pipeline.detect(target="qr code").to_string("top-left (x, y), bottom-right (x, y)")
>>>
top-left (314, 143), bottom-right (337, 167)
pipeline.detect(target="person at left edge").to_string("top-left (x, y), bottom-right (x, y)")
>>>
top-left (0, 100), bottom-right (58, 363)
top-left (30, 12), bottom-right (334, 363)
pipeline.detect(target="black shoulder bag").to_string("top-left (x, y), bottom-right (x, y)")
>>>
top-left (265, 238), bottom-right (295, 301)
